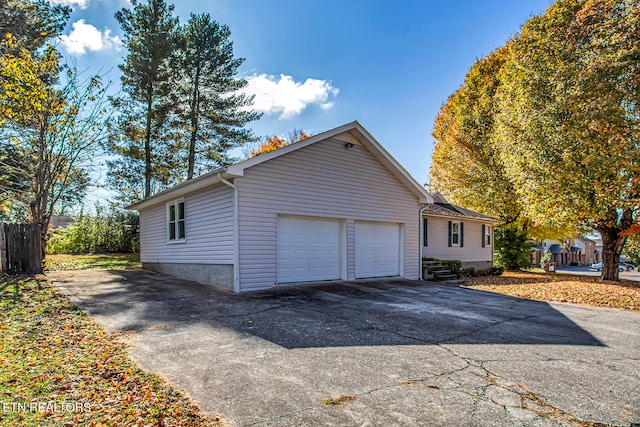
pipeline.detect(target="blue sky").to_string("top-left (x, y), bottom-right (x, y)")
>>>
top-left (52, 0), bottom-right (552, 194)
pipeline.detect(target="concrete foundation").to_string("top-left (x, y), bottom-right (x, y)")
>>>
top-left (461, 260), bottom-right (494, 271)
top-left (143, 263), bottom-right (234, 291)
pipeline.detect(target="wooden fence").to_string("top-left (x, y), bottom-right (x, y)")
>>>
top-left (0, 223), bottom-right (43, 274)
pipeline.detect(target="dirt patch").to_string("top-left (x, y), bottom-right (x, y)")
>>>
top-left (321, 394), bottom-right (357, 407)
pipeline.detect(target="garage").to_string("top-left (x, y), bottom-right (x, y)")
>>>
top-left (277, 216), bottom-right (343, 283)
top-left (355, 221), bottom-right (401, 278)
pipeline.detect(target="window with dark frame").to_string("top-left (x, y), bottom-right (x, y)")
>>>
top-left (451, 222), bottom-right (460, 246)
top-left (484, 225), bottom-right (491, 246)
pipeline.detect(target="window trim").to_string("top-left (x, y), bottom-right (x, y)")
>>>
top-left (451, 221), bottom-right (461, 247)
top-left (167, 199), bottom-right (186, 243)
top-left (484, 225), bottom-right (491, 247)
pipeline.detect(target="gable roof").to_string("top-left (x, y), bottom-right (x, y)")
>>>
top-left (128, 121), bottom-right (433, 211)
top-left (422, 192), bottom-right (500, 223)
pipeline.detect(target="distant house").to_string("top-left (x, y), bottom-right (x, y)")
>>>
top-left (49, 215), bottom-right (74, 229)
top-left (591, 237), bottom-right (603, 262)
top-left (422, 193), bottom-right (499, 270)
top-left (128, 121), bottom-right (498, 293)
top-left (531, 236), bottom-right (599, 267)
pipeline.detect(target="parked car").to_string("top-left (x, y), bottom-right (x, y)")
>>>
top-left (621, 262), bottom-right (636, 271)
top-left (590, 261), bottom-right (628, 272)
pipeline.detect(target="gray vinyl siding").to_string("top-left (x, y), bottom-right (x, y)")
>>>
top-left (235, 137), bottom-right (420, 291)
top-left (139, 184), bottom-right (234, 264)
top-left (423, 216), bottom-right (493, 262)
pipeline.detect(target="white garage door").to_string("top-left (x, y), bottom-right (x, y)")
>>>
top-left (355, 221), bottom-right (401, 278)
top-left (277, 216), bottom-right (342, 283)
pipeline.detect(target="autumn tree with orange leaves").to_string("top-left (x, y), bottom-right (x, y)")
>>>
top-left (430, 0), bottom-right (640, 281)
top-left (249, 129), bottom-right (311, 157)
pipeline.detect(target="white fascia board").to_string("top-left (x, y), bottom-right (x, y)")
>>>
top-left (126, 168), bottom-right (240, 211)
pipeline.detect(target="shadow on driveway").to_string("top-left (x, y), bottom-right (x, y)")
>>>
top-left (49, 269), bottom-right (604, 349)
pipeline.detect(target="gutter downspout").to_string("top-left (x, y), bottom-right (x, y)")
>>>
top-left (419, 206), bottom-right (428, 280)
top-left (218, 173), bottom-right (240, 293)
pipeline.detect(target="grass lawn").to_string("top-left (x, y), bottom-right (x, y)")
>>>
top-left (45, 253), bottom-right (141, 271)
top-left (465, 270), bottom-right (640, 311)
top-left (0, 275), bottom-right (225, 426)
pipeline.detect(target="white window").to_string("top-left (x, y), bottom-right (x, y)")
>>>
top-left (167, 200), bottom-right (185, 242)
top-left (484, 225), bottom-right (491, 246)
top-left (451, 222), bottom-right (460, 246)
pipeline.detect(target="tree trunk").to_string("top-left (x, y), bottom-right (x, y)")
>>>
top-left (598, 227), bottom-right (626, 281)
top-left (187, 65), bottom-right (201, 180)
top-left (144, 91), bottom-right (153, 199)
top-left (187, 102), bottom-right (197, 179)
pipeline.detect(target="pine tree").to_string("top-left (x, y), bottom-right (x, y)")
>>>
top-left (175, 13), bottom-right (260, 179)
top-left (0, 0), bottom-right (70, 55)
top-left (109, 0), bottom-right (180, 199)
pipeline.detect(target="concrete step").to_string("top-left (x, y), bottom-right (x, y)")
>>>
top-left (422, 261), bottom-right (443, 268)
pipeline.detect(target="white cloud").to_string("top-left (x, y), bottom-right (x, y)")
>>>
top-left (49, 0), bottom-right (89, 9)
top-left (242, 74), bottom-right (339, 119)
top-left (59, 20), bottom-right (122, 55)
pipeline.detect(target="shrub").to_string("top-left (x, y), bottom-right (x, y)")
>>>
top-left (540, 249), bottom-right (553, 267)
top-left (47, 206), bottom-right (139, 254)
top-left (460, 267), bottom-right (476, 277)
top-left (494, 226), bottom-right (532, 270)
top-left (441, 259), bottom-right (462, 277)
top-left (488, 266), bottom-right (504, 276)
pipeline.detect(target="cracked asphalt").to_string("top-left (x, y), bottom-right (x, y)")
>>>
top-left (49, 269), bottom-right (640, 427)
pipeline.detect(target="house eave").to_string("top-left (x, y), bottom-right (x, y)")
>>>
top-left (423, 211), bottom-right (502, 225)
top-left (126, 168), bottom-right (240, 211)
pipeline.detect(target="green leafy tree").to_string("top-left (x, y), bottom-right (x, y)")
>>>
top-left (430, 46), bottom-right (522, 225)
top-left (0, 0), bottom-right (70, 55)
top-left (430, 0), bottom-right (639, 280)
top-left (109, 0), bottom-right (180, 199)
top-left (174, 13), bottom-right (260, 179)
top-left (0, 124), bottom-right (30, 215)
top-left (429, 46), bottom-right (537, 269)
top-left (623, 236), bottom-right (640, 266)
top-left (540, 249), bottom-right (553, 268)
top-left (0, 0), bottom-right (67, 215)
top-left (493, 227), bottom-right (534, 270)
top-left (0, 39), bottom-right (111, 253)
top-left (495, 0), bottom-right (640, 281)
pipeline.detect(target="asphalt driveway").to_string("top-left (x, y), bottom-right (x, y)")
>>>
top-left (49, 269), bottom-right (640, 427)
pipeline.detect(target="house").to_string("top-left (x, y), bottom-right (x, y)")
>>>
top-left (49, 215), bottom-right (74, 229)
top-left (422, 193), bottom-right (499, 270)
top-left (128, 121), bottom-right (498, 293)
top-left (591, 237), bottom-right (603, 263)
top-left (530, 236), bottom-right (599, 267)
